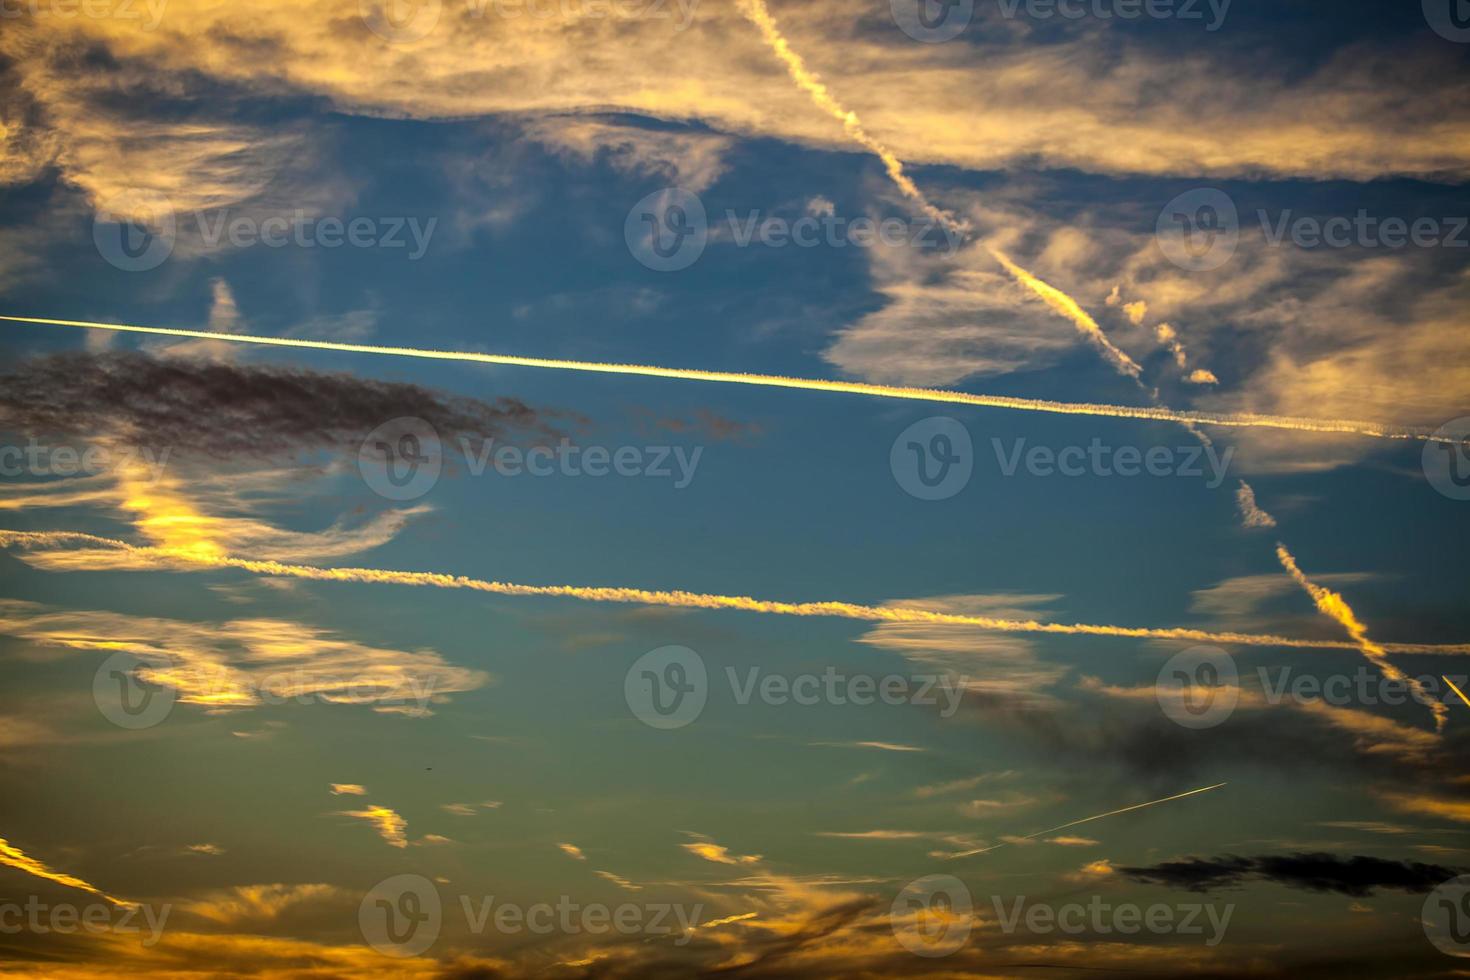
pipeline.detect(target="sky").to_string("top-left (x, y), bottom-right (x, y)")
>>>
top-left (1, 0), bottom-right (1470, 976)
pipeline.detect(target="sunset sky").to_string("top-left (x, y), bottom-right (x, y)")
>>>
top-left (2, 0), bottom-right (1470, 976)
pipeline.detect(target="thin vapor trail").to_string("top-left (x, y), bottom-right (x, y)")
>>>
top-left (0, 316), bottom-right (1448, 443)
top-left (1277, 544), bottom-right (1448, 731)
top-left (2, 529), bottom-right (1466, 655)
top-left (941, 783), bottom-right (1228, 859)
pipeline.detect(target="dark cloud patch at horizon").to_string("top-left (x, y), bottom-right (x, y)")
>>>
top-left (1118, 852), bottom-right (1461, 897)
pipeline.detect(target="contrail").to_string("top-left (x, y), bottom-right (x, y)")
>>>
top-left (2, 529), bottom-right (1467, 655)
top-left (1277, 544), bottom-right (1447, 731)
top-left (1444, 675), bottom-right (1470, 708)
top-left (939, 783), bottom-right (1228, 859)
top-left (0, 835), bottom-right (133, 907)
top-left (735, 0), bottom-right (965, 236)
top-left (0, 315), bottom-right (1448, 443)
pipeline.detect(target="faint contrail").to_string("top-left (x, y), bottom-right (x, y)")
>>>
top-left (0, 835), bottom-right (133, 907)
top-left (1277, 544), bottom-right (1447, 731)
top-left (2, 529), bottom-right (1466, 655)
top-left (938, 783), bottom-right (1228, 859)
top-left (0, 316), bottom-right (1448, 443)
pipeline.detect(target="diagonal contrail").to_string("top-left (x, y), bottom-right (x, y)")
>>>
top-left (3, 529), bottom-right (1467, 655)
top-left (0, 315), bottom-right (1449, 443)
top-left (937, 783), bottom-right (1228, 859)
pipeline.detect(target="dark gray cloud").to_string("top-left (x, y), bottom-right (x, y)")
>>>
top-left (0, 351), bottom-right (569, 459)
top-left (1118, 853), bottom-right (1461, 897)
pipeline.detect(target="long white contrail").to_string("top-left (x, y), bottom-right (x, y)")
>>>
top-left (938, 783), bottom-right (1228, 859)
top-left (0, 315), bottom-right (1448, 443)
top-left (3, 529), bottom-right (1467, 655)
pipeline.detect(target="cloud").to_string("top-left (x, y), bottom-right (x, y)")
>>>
top-left (336, 805), bottom-right (408, 848)
top-left (330, 784), bottom-right (367, 796)
top-left (558, 842), bottom-right (587, 860)
top-left (682, 838), bottom-right (762, 865)
top-left (1118, 852), bottom-right (1461, 897)
top-left (185, 883), bottom-right (342, 925)
top-left (0, 599), bottom-right (489, 716)
top-left (0, 350), bottom-right (562, 462)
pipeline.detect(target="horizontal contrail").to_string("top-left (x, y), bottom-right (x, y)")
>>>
top-left (3, 529), bottom-right (1466, 655)
top-left (939, 783), bottom-right (1228, 859)
top-left (0, 315), bottom-right (1449, 443)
